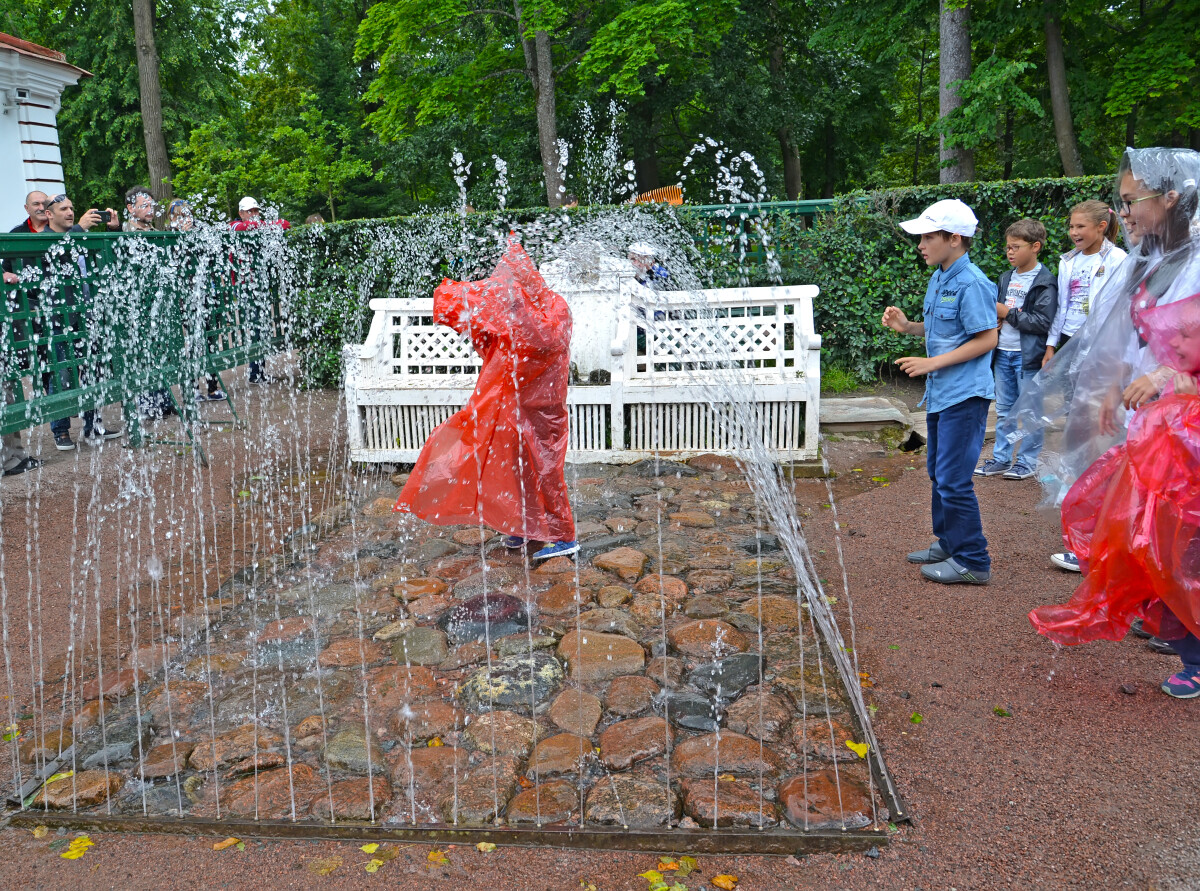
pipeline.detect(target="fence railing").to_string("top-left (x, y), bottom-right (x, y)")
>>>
top-left (688, 199), bottom-right (836, 269)
top-left (0, 229), bottom-right (287, 450)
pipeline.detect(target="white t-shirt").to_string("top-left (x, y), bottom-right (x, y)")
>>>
top-left (999, 264), bottom-right (1040, 352)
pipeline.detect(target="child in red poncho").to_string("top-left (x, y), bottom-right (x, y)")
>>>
top-left (1026, 147), bottom-right (1200, 698)
top-left (394, 241), bottom-right (577, 562)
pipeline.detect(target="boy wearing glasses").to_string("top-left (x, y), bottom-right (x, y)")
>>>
top-left (975, 219), bottom-right (1058, 480)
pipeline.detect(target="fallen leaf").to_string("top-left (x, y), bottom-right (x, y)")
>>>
top-left (580, 882), bottom-right (598, 891)
top-left (517, 775), bottom-right (535, 789)
top-left (1, 723), bottom-right (19, 742)
top-left (361, 843), bottom-right (380, 854)
top-left (993, 706), bottom-right (1012, 718)
top-left (677, 856), bottom-right (698, 877)
top-left (870, 476), bottom-right (888, 483)
top-left (845, 741), bottom-right (870, 758)
top-left (476, 842), bottom-right (497, 853)
top-left (374, 846), bottom-right (401, 863)
top-left (717, 773), bottom-right (735, 781)
top-left (237, 490), bottom-right (251, 498)
top-left (851, 468), bottom-right (863, 472)
top-left (867, 703), bottom-right (879, 716)
top-left (32, 826), bottom-right (49, 839)
top-left (888, 644), bottom-right (900, 650)
top-left (213, 837), bottom-right (241, 851)
top-left (712, 875), bottom-right (739, 890)
top-left (910, 712), bottom-right (923, 724)
top-left (306, 855), bottom-right (343, 876)
top-left (639, 869), bottom-right (665, 884)
top-left (237, 842), bottom-right (246, 852)
top-left (60, 836), bottom-right (94, 860)
top-left (364, 859), bottom-right (385, 873)
top-left (46, 770), bottom-right (74, 784)
top-left (428, 849), bottom-right (450, 867)
top-left (658, 858), bottom-right (680, 871)
top-left (427, 737), bottom-right (444, 747)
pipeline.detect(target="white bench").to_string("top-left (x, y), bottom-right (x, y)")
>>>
top-left (343, 284), bottom-right (822, 464)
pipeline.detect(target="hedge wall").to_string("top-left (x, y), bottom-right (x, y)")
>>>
top-left (288, 174), bottom-right (1114, 387)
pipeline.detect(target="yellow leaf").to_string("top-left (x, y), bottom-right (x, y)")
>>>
top-left (639, 870), bottom-right (664, 883)
top-left (658, 859), bottom-right (680, 871)
top-left (361, 843), bottom-right (379, 854)
top-left (306, 856), bottom-right (343, 876)
top-left (61, 850), bottom-right (87, 860)
top-left (678, 856), bottom-right (698, 877)
top-left (428, 849), bottom-right (450, 866)
top-left (476, 842), bottom-right (497, 853)
top-left (32, 826), bottom-right (49, 839)
top-left (427, 737), bottom-right (444, 747)
top-left (845, 740), bottom-right (870, 758)
top-left (213, 837), bottom-right (241, 851)
top-left (717, 773), bottom-right (735, 781)
top-left (364, 858), bottom-right (385, 873)
top-left (46, 770), bottom-right (74, 784)
top-left (712, 875), bottom-right (739, 890)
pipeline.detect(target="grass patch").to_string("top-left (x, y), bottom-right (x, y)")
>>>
top-left (822, 363), bottom-right (859, 394)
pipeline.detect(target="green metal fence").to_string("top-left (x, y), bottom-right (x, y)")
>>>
top-left (689, 199), bottom-right (836, 269)
top-left (0, 229), bottom-right (287, 458)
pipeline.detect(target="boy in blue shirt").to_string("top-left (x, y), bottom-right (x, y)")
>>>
top-left (882, 199), bottom-right (998, 584)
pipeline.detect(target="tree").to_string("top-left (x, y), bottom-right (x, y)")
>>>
top-left (131, 0), bottom-right (172, 200)
top-left (1043, 0), bottom-right (1082, 176)
top-left (938, 0), bottom-right (973, 182)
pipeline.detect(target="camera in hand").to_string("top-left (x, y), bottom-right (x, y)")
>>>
top-left (96, 210), bottom-right (112, 224)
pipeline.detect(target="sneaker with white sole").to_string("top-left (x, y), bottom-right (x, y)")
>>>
top-left (1050, 552), bottom-right (1081, 572)
top-left (502, 535), bottom-right (527, 549)
top-left (532, 541), bottom-right (579, 561)
top-left (1002, 464), bottom-right (1036, 480)
top-left (54, 431), bottom-right (75, 451)
top-left (1161, 668), bottom-right (1200, 699)
top-left (82, 419), bottom-right (123, 446)
top-left (974, 459), bottom-right (1011, 477)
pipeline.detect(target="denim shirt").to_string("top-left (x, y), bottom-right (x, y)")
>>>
top-left (921, 253), bottom-right (997, 413)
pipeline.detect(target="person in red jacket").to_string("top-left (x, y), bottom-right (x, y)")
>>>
top-left (229, 197), bottom-right (289, 382)
top-left (394, 240), bottom-right (577, 561)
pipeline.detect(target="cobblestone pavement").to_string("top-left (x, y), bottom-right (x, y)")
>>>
top-left (15, 455), bottom-right (883, 836)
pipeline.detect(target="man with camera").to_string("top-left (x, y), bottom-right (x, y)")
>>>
top-left (123, 186), bottom-right (157, 232)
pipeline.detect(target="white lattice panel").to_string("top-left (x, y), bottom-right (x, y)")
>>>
top-left (634, 303), bottom-right (800, 376)
top-left (627, 401), bottom-right (805, 453)
top-left (388, 313), bottom-right (483, 375)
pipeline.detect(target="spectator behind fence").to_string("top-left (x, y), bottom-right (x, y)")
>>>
top-left (41, 194), bottom-right (123, 449)
top-left (168, 199), bottom-right (194, 232)
top-left (230, 196), bottom-right (289, 384)
top-left (304, 213), bottom-right (325, 225)
top-left (123, 186), bottom-right (158, 232)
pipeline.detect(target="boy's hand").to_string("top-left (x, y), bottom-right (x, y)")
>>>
top-left (882, 306), bottom-right (909, 333)
top-left (895, 355), bottom-right (939, 377)
top-left (995, 302), bottom-right (1009, 320)
top-left (1041, 345), bottom-right (1055, 368)
top-left (1123, 373), bottom-right (1162, 410)
top-left (1098, 384), bottom-right (1123, 436)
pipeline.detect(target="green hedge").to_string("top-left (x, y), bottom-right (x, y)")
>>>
top-left (288, 175), bottom-right (1114, 386)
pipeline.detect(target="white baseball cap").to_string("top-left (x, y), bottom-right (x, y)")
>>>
top-left (628, 242), bottom-right (657, 257)
top-left (900, 199), bottom-right (978, 237)
top-left (238, 196), bottom-right (260, 212)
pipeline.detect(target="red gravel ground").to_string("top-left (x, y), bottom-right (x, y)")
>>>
top-left (1, 409), bottom-right (1197, 889)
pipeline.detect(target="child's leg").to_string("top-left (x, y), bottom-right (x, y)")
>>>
top-left (1013, 366), bottom-right (1045, 469)
top-left (990, 350), bottom-right (1022, 465)
top-left (931, 396), bottom-right (991, 572)
top-left (926, 408), bottom-right (949, 553)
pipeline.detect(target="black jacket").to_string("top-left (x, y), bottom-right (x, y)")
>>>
top-left (997, 265), bottom-right (1058, 372)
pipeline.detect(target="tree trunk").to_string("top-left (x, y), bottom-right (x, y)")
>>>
top-left (938, 0), bottom-right (973, 183)
top-left (913, 33), bottom-right (929, 185)
top-left (766, 0), bottom-right (801, 199)
top-left (1002, 106), bottom-right (1014, 179)
top-left (630, 95), bottom-right (660, 193)
top-left (131, 0), bottom-right (172, 202)
top-left (515, 1), bottom-right (562, 207)
top-left (1043, 3), bottom-right (1083, 176)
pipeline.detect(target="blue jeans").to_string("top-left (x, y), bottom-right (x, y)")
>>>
top-left (991, 349), bottom-right (1043, 469)
top-left (927, 396), bottom-right (991, 572)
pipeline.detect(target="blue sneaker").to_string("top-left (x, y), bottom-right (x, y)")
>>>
top-left (1161, 669), bottom-right (1200, 699)
top-left (532, 541), bottom-right (579, 562)
top-left (1050, 552), bottom-right (1080, 572)
top-left (502, 535), bottom-right (527, 549)
top-left (1002, 463), bottom-right (1036, 480)
top-left (974, 459), bottom-right (1010, 477)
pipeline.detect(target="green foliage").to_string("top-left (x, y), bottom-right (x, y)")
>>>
top-left (821, 364), bottom-right (859, 394)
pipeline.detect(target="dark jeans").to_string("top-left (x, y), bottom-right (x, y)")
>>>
top-left (927, 396), bottom-right (991, 572)
top-left (1160, 604), bottom-right (1200, 674)
top-left (42, 341), bottom-right (97, 437)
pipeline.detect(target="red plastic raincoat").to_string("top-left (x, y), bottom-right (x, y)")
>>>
top-left (1030, 292), bottom-right (1200, 645)
top-left (394, 242), bottom-right (576, 543)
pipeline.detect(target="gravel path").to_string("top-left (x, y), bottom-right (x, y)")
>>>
top-left (1, 423), bottom-right (1197, 889)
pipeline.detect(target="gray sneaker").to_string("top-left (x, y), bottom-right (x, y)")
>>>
top-left (920, 557), bottom-right (990, 585)
top-left (974, 459), bottom-right (1010, 477)
top-left (1002, 464), bottom-right (1036, 480)
top-left (907, 541), bottom-right (950, 564)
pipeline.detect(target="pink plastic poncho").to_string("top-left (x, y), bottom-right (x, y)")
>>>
top-left (393, 241), bottom-right (576, 543)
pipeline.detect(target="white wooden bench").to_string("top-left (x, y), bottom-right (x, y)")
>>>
top-left (343, 284), bottom-right (821, 464)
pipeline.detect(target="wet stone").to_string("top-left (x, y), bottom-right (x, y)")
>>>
top-left (81, 668), bottom-right (139, 702)
top-left (441, 592), bottom-right (530, 645)
top-left (630, 594), bottom-right (683, 628)
top-left (576, 608), bottom-right (641, 640)
top-left (725, 691), bottom-right (791, 742)
top-left (507, 778), bottom-right (580, 825)
top-left (548, 689), bottom-right (602, 737)
top-left (741, 595), bottom-right (802, 631)
top-left (585, 774), bottom-right (681, 829)
top-left (362, 497), bottom-right (395, 518)
top-left (794, 717), bottom-right (862, 762)
top-left (597, 586), bottom-right (632, 608)
top-left (645, 656), bottom-right (685, 688)
top-left (558, 630), bottom-right (645, 682)
top-left (669, 511), bottom-right (716, 528)
top-left (689, 653), bottom-right (765, 699)
top-left (685, 570), bottom-right (735, 594)
top-left (457, 651), bottom-right (564, 714)
top-left (310, 776), bottom-right (393, 821)
top-left (258, 616), bottom-right (312, 643)
top-left (684, 595), bottom-right (728, 619)
top-left (82, 741), bottom-right (136, 770)
top-left (536, 583), bottom-right (593, 616)
top-left (736, 532), bottom-right (781, 554)
top-left (681, 778), bottom-right (778, 828)
top-left (774, 664), bottom-right (847, 716)
top-left (726, 611), bottom-right (762, 634)
top-left (393, 578), bottom-right (448, 601)
top-left (389, 744), bottom-right (471, 791)
top-left (222, 764), bottom-right (324, 819)
top-left (630, 458), bottom-right (698, 478)
top-left (528, 733), bottom-right (592, 778)
top-left (333, 555), bottom-right (382, 582)
top-left (536, 556), bottom-right (577, 574)
top-left (593, 547), bottom-right (649, 581)
top-left (319, 637), bottom-right (387, 668)
top-left (439, 640), bottom-right (488, 670)
top-left (495, 633), bottom-right (558, 657)
top-left (226, 752), bottom-right (287, 777)
top-left (414, 539), bottom-right (459, 562)
top-left (394, 699), bottom-right (463, 742)
top-left (19, 728), bottom-right (72, 763)
top-left (462, 710), bottom-right (538, 757)
top-left (633, 573), bottom-right (688, 601)
top-left (598, 716), bottom-right (672, 770)
top-left (671, 731), bottom-right (783, 779)
top-left (453, 566), bottom-right (522, 600)
top-left (36, 770), bottom-right (122, 809)
top-left (409, 593), bottom-right (454, 620)
top-left (778, 769), bottom-right (874, 830)
top-left (659, 690), bottom-right (722, 732)
top-left (374, 618), bottom-right (417, 641)
top-left (604, 517), bottom-right (638, 533)
top-left (139, 742), bottom-right (195, 779)
top-left (390, 627), bottom-right (449, 666)
top-left (325, 728), bottom-right (385, 774)
top-left (605, 675), bottom-right (659, 717)
top-left (295, 715), bottom-right (326, 738)
top-left (441, 755), bottom-right (520, 824)
top-left (367, 665), bottom-right (439, 709)
top-left (190, 724), bottom-right (283, 771)
top-left (452, 527), bottom-right (495, 547)
top-left (668, 620), bottom-right (750, 659)
top-left (732, 557), bottom-right (788, 578)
